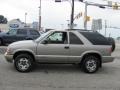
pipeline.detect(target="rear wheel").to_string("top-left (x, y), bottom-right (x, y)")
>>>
top-left (14, 54), bottom-right (34, 72)
top-left (81, 56), bottom-right (100, 73)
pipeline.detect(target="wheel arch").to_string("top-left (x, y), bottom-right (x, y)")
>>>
top-left (80, 52), bottom-right (102, 67)
top-left (13, 51), bottom-right (35, 62)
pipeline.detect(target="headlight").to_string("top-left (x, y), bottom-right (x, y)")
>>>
top-left (6, 47), bottom-right (12, 54)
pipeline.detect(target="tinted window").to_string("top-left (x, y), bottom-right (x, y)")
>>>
top-left (17, 30), bottom-right (27, 35)
top-left (30, 30), bottom-right (39, 35)
top-left (69, 32), bottom-right (83, 44)
top-left (8, 29), bottom-right (17, 35)
top-left (80, 32), bottom-right (110, 45)
top-left (46, 32), bottom-right (68, 44)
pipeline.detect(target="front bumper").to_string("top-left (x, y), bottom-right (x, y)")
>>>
top-left (4, 52), bottom-right (13, 63)
top-left (102, 56), bottom-right (114, 63)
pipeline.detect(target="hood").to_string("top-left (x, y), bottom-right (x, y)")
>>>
top-left (0, 32), bottom-right (7, 36)
top-left (9, 40), bottom-right (36, 49)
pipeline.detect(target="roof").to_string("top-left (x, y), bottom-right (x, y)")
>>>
top-left (49, 29), bottom-right (97, 33)
top-left (66, 29), bottom-right (95, 32)
top-left (15, 28), bottom-right (37, 30)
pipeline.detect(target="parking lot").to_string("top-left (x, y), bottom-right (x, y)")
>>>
top-left (0, 44), bottom-right (120, 90)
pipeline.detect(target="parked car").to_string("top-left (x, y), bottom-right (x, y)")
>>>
top-left (4, 29), bottom-right (114, 73)
top-left (39, 30), bottom-right (45, 35)
top-left (0, 28), bottom-right (40, 45)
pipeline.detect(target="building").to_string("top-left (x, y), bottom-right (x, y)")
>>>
top-left (8, 19), bottom-right (25, 30)
top-left (0, 24), bottom-right (8, 32)
top-left (0, 19), bottom-right (39, 32)
top-left (32, 22), bottom-right (39, 30)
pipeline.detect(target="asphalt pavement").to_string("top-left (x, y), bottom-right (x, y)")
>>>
top-left (0, 45), bottom-right (119, 90)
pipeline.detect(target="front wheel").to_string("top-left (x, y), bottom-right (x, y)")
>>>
top-left (14, 54), bottom-right (34, 72)
top-left (82, 56), bottom-right (100, 73)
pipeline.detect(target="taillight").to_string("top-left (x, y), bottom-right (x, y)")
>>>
top-left (107, 47), bottom-right (112, 54)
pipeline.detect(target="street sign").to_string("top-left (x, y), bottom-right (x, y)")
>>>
top-left (108, 1), bottom-right (112, 7)
top-left (98, 19), bottom-right (102, 30)
top-left (92, 19), bottom-right (102, 31)
top-left (74, 12), bottom-right (82, 20)
top-left (68, 23), bottom-right (77, 27)
top-left (113, 2), bottom-right (118, 10)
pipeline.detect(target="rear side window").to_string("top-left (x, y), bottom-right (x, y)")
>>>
top-left (17, 30), bottom-right (27, 35)
top-left (69, 32), bottom-right (83, 44)
top-left (80, 32), bottom-right (110, 45)
top-left (30, 30), bottom-right (40, 35)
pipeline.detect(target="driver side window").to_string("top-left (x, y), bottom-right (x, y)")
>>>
top-left (46, 32), bottom-right (68, 44)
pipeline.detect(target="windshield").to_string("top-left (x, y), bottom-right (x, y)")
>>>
top-left (35, 31), bottom-right (50, 42)
top-left (8, 29), bottom-right (17, 35)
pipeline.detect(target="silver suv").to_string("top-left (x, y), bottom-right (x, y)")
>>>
top-left (4, 30), bottom-right (114, 73)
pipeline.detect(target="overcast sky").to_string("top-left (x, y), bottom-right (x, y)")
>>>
top-left (0, 0), bottom-right (120, 38)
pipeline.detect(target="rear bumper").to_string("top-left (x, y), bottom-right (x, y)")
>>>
top-left (102, 56), bottom-right (114, 63)
top-left (4, 52), bottom-right (13, 63)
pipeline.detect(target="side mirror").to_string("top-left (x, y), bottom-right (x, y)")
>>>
top-left (42, 40), bottom-right (48, 44)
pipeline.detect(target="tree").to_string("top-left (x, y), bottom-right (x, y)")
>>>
top-left (0, 15), bottom-right (8, 24)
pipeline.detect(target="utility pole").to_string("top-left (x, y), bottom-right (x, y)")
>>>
top-left (25, 12), bottom-right (27, 27)
top-left (70, 0), bottom-right (74, 29)
top-left (84, 1), bottom-right (88, 30)
top-left (66, 20), bottom-right (70, 29)
top-left (55, 0), bottom-right (83, 29)
top-left (39, 0), bottom-right (41, 31)
top-left (83, 2), bottom-right (109, 30)
top-left (61, 24), bottom-right (64, 29)
top-left (105, 20), bottom-right (107, 37)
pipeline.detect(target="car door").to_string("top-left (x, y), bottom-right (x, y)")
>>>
top-left (36, 31), bottom-right (69, 63)
top-left (16, 29), bottom-right (27, 41)
top-left (69, 32), bottom-right (84, 63)
top-left (29, 30), bottom-right (40, 39)
top-left (3, 29), bottom-right (17, 43)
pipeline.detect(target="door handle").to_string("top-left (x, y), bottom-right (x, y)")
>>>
top-left (64, 46), bottom-right (69, 49)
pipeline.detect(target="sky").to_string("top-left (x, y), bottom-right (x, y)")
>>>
top-left (0, 0), bottom-right (120, 38)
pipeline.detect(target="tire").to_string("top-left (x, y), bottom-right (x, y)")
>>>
top-left (107, 37), bottom-right (115, 52)
top-left (81, 56), bottom-right (100, 73)
top-left (14, 54), bottom-right (34, 72)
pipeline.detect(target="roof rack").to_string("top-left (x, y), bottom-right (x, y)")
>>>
top-left (66, 29), bottom-right (96, 32)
